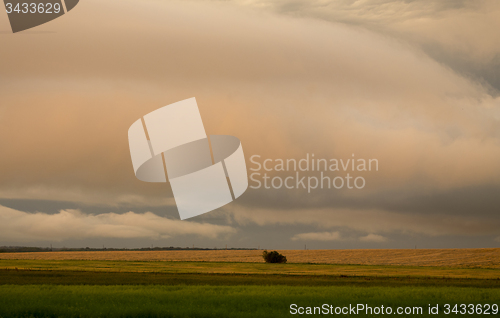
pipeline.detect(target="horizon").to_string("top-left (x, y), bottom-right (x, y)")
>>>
top-left (1, 0), bottom-right (500, 250)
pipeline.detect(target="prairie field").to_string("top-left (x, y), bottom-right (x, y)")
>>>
top-left (1, 259), bottom-right (500, 281)
top-left (1, 248), bottom-right (500, 268)
top-left (0, 285), bottom-right (499, 318)
top-left (1, 249), bottom-right (499, 317)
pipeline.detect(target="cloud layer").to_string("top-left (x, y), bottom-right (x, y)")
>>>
top-left (292, 231), bottom-right (341, 241)
top-left (216, 0), bottom-right (500, 91)
top-left (0, 205), bottom-right (236, 242)
top-left (0, 0), bottom-right (499, 246)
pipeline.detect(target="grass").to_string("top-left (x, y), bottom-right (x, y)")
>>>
top-left (2, 269), bottom-right (500, 288)
top-left (1, 248), bottom-right (500, 267)
top-left (0, 255), bottom-right (499, 317)
top-left (1, 259), bottom-right (499, 279)
top-left (0, 285), bottom-right (499, 318)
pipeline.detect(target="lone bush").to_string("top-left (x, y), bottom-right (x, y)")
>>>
top-left (262, 250), bottom-right (287, 263)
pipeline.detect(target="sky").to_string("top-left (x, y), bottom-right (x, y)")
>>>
top-left (0, 0), bottom-right (499, 249)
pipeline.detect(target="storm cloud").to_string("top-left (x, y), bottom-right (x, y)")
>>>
top-left (0, 0), bottom-right (499, 247)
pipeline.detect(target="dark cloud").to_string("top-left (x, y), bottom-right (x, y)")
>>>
top-left (237, 183), bottom-right (500, 218)
top-left (0, 0), bottom-right (499, 247)
top-left (219, 0), bottom-right (500, 92)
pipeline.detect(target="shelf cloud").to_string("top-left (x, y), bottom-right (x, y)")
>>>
top-left (0, 0), bottom-right (499, 247)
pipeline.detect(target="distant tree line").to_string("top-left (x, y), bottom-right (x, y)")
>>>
top-left (0, 246), bottom-right (258, 253)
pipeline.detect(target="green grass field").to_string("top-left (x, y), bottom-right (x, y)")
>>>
top-left (0, 285), bottom-right (499, 317)
top-left (0, 258), bottom-right (499, 317)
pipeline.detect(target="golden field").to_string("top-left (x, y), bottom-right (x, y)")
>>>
top-left (1, 248), bottom-right (499, 268)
